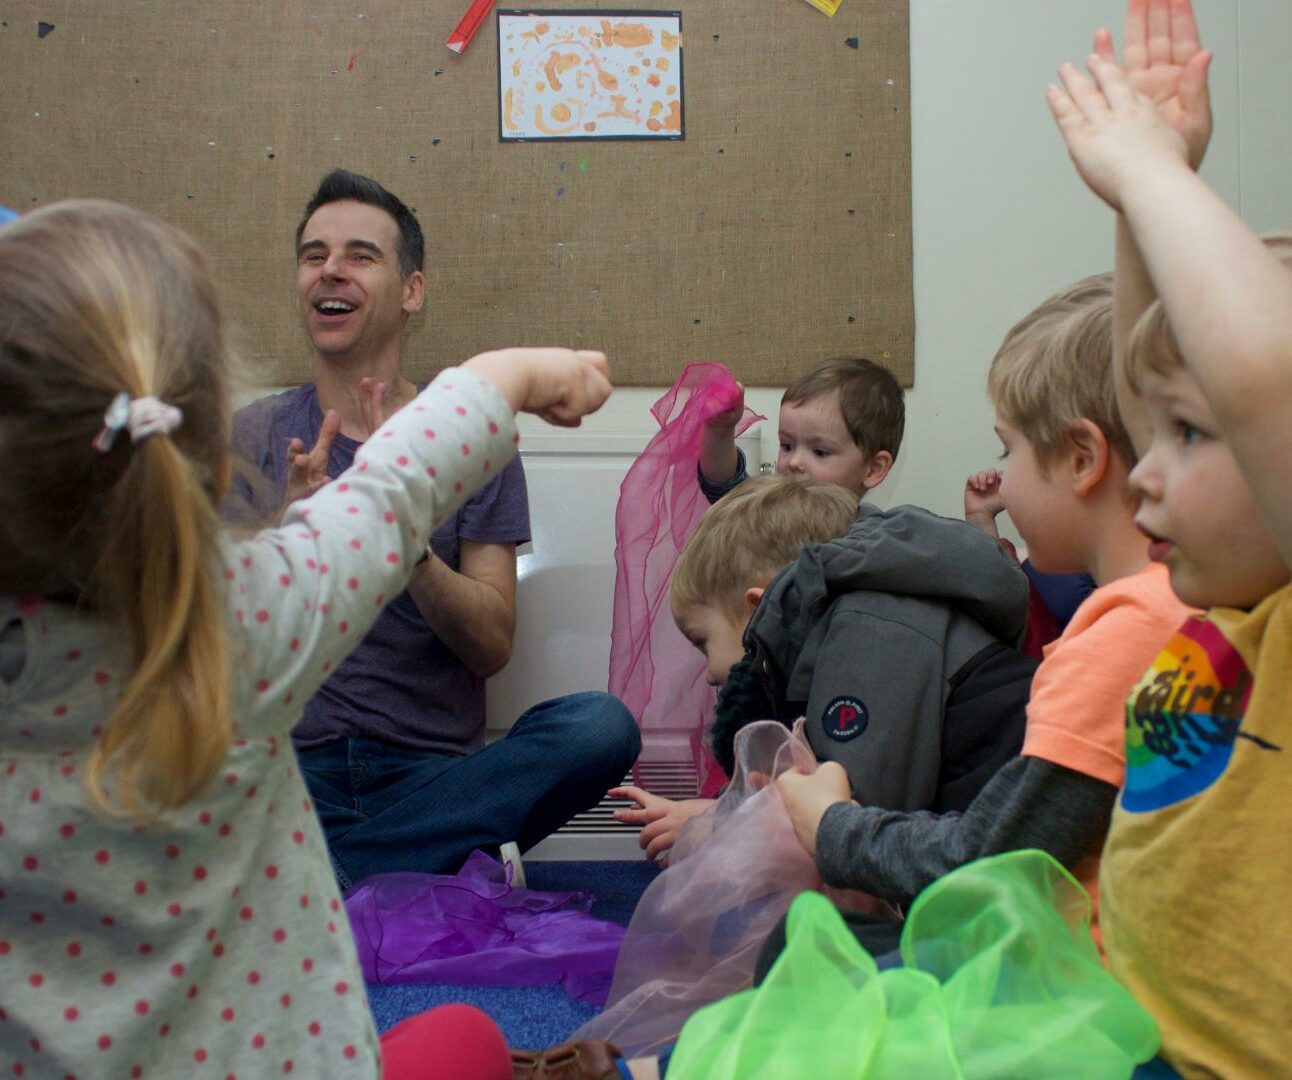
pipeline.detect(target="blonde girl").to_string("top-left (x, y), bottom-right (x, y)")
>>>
top-left (0, 200), bottom-right (608, 1077)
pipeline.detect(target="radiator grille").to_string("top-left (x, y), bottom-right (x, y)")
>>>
top-left (525, 758), bottom-right (701, 860)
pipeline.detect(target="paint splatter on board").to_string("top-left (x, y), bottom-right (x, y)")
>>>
top-left (37, 20), bottom-right (55, 38)
top-left (499, 11), bottom-right (683, 140)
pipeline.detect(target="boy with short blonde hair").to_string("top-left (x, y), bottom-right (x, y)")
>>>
top-left (988, 274), bottom-right (1137, 471)
top-left (1050, 24), bottom-right (1292, 1060)
top-left (615, 473), bottom-right (1035, 867)
top-left (671, 477), bottom-right (859, 619)
top-left (776, 267), bottom-right (1194, 949)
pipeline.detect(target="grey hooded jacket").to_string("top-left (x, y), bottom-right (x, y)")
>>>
top-left (720, 501), bottom-right (1036, 814)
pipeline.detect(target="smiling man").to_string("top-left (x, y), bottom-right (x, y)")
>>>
top-left (229, 170), bottom-right (639, 887)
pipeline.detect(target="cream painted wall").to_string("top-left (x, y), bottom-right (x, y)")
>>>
top-left (515, 0), bottom-right (1290, 532)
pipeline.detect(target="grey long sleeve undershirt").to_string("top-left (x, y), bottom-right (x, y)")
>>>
top-left (815, 756), bottom-right (1117, 905)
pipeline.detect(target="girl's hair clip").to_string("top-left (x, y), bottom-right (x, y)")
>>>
top-left (92, 392), bottom-right (131, 454)
top-left (92, 392), bottom-right (183, 454)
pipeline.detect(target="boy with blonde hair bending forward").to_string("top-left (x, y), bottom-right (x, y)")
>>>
top-left (617, 474), bottom-right (1035, 885)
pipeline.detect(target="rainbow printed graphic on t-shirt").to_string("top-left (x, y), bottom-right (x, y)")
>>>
top-left (1122, 617), bottom-right (1253, 813)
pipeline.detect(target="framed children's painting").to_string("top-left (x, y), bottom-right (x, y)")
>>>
top-left (498, 10), bottom-right (684, 142)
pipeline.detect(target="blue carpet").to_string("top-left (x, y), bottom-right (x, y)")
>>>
top-left (366, 859), bottom-right (658, 1044)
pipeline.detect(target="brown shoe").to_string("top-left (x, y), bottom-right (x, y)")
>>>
top-left (510, 1039), bottom-right (622, 1079)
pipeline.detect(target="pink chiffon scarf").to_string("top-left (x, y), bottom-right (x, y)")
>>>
top-left (609, 363), bottom-right (763, 795)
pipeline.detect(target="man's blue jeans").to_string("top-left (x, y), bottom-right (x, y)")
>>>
top-left (296, 691), bottom-right (641, 890)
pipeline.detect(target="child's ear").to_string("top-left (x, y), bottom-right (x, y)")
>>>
top-left (1066, 419), bottom-right (1109, 496)
top-left (862, 450), bottom-right (894, 491)
top-left (744, 586), bottom-right (765, 610)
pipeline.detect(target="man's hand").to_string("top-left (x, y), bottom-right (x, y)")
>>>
top-left (776, 762), bottom-right (852, 859)
top-left (964, 469), bottom-right (1005, 538)
top-left (357, 376), bottom-right (398, 440)
top-left (1048, 54), bottom-right (1191, 213)
top-left (282, 408), bottom-right (341, 513)
top-left (610, 786), bottom-right (714, 865)
top-left (1095, 0), bottom-right (1212, 170)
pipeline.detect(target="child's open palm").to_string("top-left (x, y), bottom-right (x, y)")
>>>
top-left (1095, 0), bottom-right (1212, 169)
top-left (1048, 55), bottom-right (1191, 212)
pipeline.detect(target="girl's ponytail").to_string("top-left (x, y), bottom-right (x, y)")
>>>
top-left (86, 433), bottom-right (231, 815)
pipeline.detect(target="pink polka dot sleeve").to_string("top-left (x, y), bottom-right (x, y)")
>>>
top-left (219, 368), bottom-right (519, 733)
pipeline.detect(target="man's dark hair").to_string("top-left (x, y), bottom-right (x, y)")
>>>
top-left (295, 169), bottom-right (424, 277)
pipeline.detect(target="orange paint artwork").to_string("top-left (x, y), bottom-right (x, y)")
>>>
top-left (597, 95), bottom-right (639, 123)
top-left (544, 50), bottom-right (580, 91)
top-left (597, 18), bottom-right (654, 49)
top-left (534, 104), bottom-right (580, 135)
top-left (498, 12), bottom-right (682, 139)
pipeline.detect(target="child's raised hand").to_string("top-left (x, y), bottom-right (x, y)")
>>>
top-left (706, 383), bottom-right (746, 431)
top-left (463, 347), bottom-right (611, 427)
top-left (1096, 0), bottom-right (1212, 170)
top-left (609, 785), bottom-right (713, 864)
top-left (1047, 54), bottom-right (1191, 212)
top-left (964, 469), bottom-right (1005, 535)
top-left (776, 762), bottom-right (851, 858)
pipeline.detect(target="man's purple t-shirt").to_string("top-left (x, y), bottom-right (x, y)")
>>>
top-left (230, 385), bottom-right (530, 756)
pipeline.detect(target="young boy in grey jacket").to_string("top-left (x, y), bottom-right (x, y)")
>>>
top-left (613, 475), bottom-right (1036, 864)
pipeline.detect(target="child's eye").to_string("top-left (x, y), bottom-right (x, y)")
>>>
top-left (778, 441), bottom-right (793, 454)
top-left (1176, 420), bottom-right (1204, 446)
top-left (812, 448), bottom-right (832, 458)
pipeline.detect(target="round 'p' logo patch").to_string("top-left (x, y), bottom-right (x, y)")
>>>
top-left (821, 696), bottom-right (868, 742)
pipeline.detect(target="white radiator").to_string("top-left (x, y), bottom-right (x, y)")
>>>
top-left (486, 430), bottom-right (761, 860)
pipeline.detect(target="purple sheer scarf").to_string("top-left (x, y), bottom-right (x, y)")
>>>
top-left (344, 850), bottom-right (627, 1005)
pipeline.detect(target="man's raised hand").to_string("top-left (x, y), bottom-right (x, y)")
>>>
top-left (283, 408), bottom-right (341, 512)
